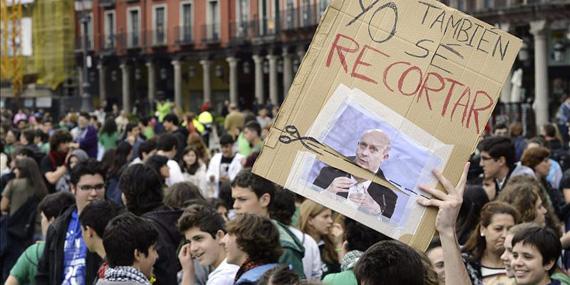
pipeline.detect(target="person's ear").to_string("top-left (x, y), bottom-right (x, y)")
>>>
top-left (260, 193), bottom-right (271, 208)
top-left (544, 259), bottom-right (555, 272)
top-left (480, 226), bottom-right (487, 237)
top-left (134, 248), bottom-right (144, 263)
top-left (70, 184), bottom-right (77, 195)
top-left (498, 156), bottom-right (506, 166)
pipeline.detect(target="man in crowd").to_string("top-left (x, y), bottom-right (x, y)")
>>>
top-left (79, 200), bottom-right (121, 283)
top-left (37, 159), bottom-right (106, 284)
top-left (231, 169), bottom-right (305, 279)
top-left (314, 129), bottom-right (398, 218)
top-left (40, 129), bottom-right (74, 193)
top-left (243, 121), bottom-right (263, 154)
top-left (177, 204), bottom-right (239, 285)
top-left (163, 114), bottom-right (188, 161)
top-left (207, 134), bottom-right (244, 195)
top-left (155, 134), bottom-right (184, 186)
top-left (97, 213), bottom-right (159, 285)
top-left (478, 136), bottom-right (516, 196)
top-left (73, 112), bottom-right (98, 158)
top-left (222, 214), bottom-right (282, 284)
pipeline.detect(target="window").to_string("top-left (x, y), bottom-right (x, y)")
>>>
top-left (258, 0), bottom-right (268, 35)
top-left (180, 2), bottom-right (192, 42)
top-left (237, 0), bottom-right (249, 36)
top-left (104, 11), bottom-right (115, 48)
top-left (128, 8), bottom-right (140, 47)
top-left (153, 6), bottom-right (166, 45)
top-left (302, 0), bottom-right (312, 27)
top-left (207, 0), bottom-right (220, 40)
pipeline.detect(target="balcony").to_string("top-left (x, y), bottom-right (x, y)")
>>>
top-left (99, 0), bottom-right (115, 8)
top-left (122, 31), bottom-right (142, 49)
top-left (150, 29), bottom-right (167, 47)
top-left (99, 33), bottom-right (119, 52)
top-left (201, 23), bottom-right (220, 45)
top-left (175, 25), bottom-right (193, 46)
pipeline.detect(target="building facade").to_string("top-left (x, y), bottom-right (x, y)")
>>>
top-left (76, 0), bottom-right (570, 125)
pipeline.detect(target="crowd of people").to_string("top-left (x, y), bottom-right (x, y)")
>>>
top-left (0, 101), bottom-right (568, 285)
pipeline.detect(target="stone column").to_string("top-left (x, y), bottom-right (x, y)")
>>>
top-left (226, 56), bottom-right (239, 105)
top-left (296, 46), bottom-right (306, 63)
top-left (77, 67), bottom-right (84, 97)
top-left (172, 60), bottom-right (182, 110)
top-left (200, 59), bottom-right (212, 103)
top-left (267, 54), bottom-right (279, 105)
top-left (97, 62), bottom-right (106, 106)
top-left (253, 54), bottom-right (264, 105)
top-left (530, 20), bottom-right (549, 128)
top-left (282, 48), bottom-right (293, 97)
top-left (498, 23), bottom-right (512, 105)
top-left (146, 61), bottom-right (155, 110)
top-left (120, 62), bottom-right (131, 113)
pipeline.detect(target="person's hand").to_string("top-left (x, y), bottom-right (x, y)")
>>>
top-left (331, 222), bottom-right (344, 247)
top-left (68, 142), bottom-right (79, 149)
top-left (416, 162), bottom-right (469, 233)
top-left (326, 177), bottom-right (354, 194)
top-left (178, 243), bottom-right (195, 273)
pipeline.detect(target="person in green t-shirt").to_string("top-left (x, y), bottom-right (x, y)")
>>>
top-left (5, 192), bottom-right (75, 285)
top-left (98, 119), bottom-right (119, 152)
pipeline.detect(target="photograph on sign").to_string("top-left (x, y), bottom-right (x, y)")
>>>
top-left (285, 84), bottom-right (453, 237)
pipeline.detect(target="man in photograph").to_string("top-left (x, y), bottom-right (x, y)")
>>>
top-left (313, 129), bottom-right (398, 218)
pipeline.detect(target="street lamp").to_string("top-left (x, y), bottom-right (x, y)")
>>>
top-left (80, 0), bottom-right (92, 112)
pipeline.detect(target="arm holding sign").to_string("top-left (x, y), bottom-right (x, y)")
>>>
top-left (417, 162), bottom-right (472, 285)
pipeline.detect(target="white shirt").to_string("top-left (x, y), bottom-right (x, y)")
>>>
top-left (289, 226), bottom-right (322, 281)
top-left (166, 159), bottom-right (185, 187)
top-left (207, 259), bottom-right (239, 285)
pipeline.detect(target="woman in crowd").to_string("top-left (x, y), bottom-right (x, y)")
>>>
top-left (298, 199), bottom-right (342, 278)
top-left (521, 146), bottom-right (567, 219)
top-left (181, 146), bottom-right (209, 197)
top-left (98, 118), bottom-right (119, 152)
top-left (1, 157), bottom-right (49, 279)
top-left (105, 141), bottom-right (132, 206)
top-left (462, 201), bottom-right (520, 285)
top-left (187, 132), bottom-right (210, 165)
top-left (497, 177), bottom-right (548, 226)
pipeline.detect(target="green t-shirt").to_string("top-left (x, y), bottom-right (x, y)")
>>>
top-left (99, 132), bottom-right (119, 151)
top-left (323, 270), bottom-right (357, 285)
top-left (10, 242), bottom-right (45, 285)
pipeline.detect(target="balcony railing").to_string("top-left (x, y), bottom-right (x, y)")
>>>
top-left (149, 29), bottom-right (167, 47)
top-left (175, 25), bottom-right (193, 45)
top-left (99, 0), bottom-right (115, 8)
top-left (99, 33), bottom-right (120, 51)
top-left (201, 23), bottom-right (220, 44)
top-left (75, 35), bottom-right (93, 51)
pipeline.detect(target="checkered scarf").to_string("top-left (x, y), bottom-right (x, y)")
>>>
top-left (104, 266), bottom-right (150, 284)
top-left (340, 250), bottom-right (363, 272)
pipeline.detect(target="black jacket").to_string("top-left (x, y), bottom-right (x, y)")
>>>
top-left (36, 206), bottom-right (102, 285)
top-left (313, 161), bottom-right (398, 218)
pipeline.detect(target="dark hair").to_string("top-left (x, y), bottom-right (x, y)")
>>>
top-left (478, 136), bottom-right (515, 169)
top-left (209, 198), bottom-right (228, 212)
top-left (244, 121), bottom-right (261, 137)
top-left (427, 236), bottom-right (442, 252)
top-left (139, 138), bottom-right (157, 159)
top-left (511, 226), bottom-right (561, 275)
top-left (21, 128), bottom-right (35, 144)
top-left (15, 157), bottom-right (48, 199)
top-left (145, 155), bottom-right (169, 178)
top-left (269, 188), bottom-right (296, 226)
top-left (463, 201), bottom-right (520, 261)
top-left (49, 129), bottom-right (73, 151)
top-left (344, 218), bottom-right (390, 251)
top-left (219, 134), bottom-right (234, 146)
top-left (164, 182), bottom-right (205, 209)
top-left (177, 204), bottom-right (226, 238)
top-left (103, 212), bottom-right (159, 267)
top-left (70, 159), bottom-right (105, 186)
top-left (157, 134), bottom-right (177, 152)
top-left (354, 240), bottom-right (426, 285)
top-left (181, 146), bottom-right (201, 175)
top-left (225, 214), bottom-right (282, 264)
top-left (80, 200), bottom-right (120, 237)
top-left (119, 164), bottom-right (164, 216)
top-left (108, 141), bottom-right (132, 178)
top-left (163, 113), bottom-right (179, 126)
top-left (542, 123), bottom-right (556, 137)
top-left (521, 147), bottom-right (550, 170)
top-left (100, 118), bottom-right (118, 135)
top-left (218, 182), bottom-right (234, 210)
top-left (258, 265), bottom-right (301, 285)
top-left (38, 192), bottom-right (75, 220)
top-left (231, 169), bottom-right (275, 206)
top-left (79, 112), bottom-right (90, 119)
top-left (509, 122), bottom-right (523, 137)
top-left (35, 129), bottom-right (48, 143)
top-left (125, 123), bottom-right (138, 135)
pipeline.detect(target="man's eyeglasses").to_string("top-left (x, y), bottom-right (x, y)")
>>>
top-left (77, 184), bottom-right (105, 192)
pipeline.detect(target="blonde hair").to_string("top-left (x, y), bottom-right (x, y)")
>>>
top-left (298, 199), bottom-right (338, 264)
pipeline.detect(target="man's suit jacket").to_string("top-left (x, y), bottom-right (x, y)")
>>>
top-left (313, 161), bottom-right (398, 219)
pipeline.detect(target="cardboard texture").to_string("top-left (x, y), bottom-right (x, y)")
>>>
top-left (252, 0), bottom-right (521, 250)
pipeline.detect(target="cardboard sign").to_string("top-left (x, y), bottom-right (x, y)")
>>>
top-left (252, 0), bottom-right (521, 250)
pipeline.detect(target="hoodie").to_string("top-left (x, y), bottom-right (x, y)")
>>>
top-left (272, 220), bottom-right (306, 279)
